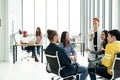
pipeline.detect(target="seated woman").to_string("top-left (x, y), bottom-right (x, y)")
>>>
top-left (86, 30), bottom-right (108, 56)
top-left (58, 31), bottom-right (77, 63)
top-left (58, 31), bottom-right (78, 80)
top-left (88, 29), bottom-right (120, 80)
top-left (20, 31), bottom-right (39, 62)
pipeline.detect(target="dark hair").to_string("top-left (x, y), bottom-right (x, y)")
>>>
top-left (60, 31), bottom-right (69, 47)
top-left (47, 29), bottom-right (57, 41)
top-left (36, 27), bottom-right (42, 37)
top-left (102, 30), bottom-right (108, 48)
top-left (108, 29), bottom-right (120, 41)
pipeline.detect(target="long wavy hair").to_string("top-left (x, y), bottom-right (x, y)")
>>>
top-left (36, 27), bottom-right (42, 37)
top-left (60, 31), bottom-right (70, 47)
top-left (102, 30), bottom-right (108, 48)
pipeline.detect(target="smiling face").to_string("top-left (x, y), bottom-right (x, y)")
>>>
top-left (93, 20), bottom-right (99, 27)
top-left (65, 33), bottom-right (70, 42)
top-left (101, 32), bottom-right (106, 40)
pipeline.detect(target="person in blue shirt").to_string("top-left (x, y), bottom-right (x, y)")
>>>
top-left (46, 29), bottom-right (88, 80)
top-left (58, 31), bottom-right (77, 62)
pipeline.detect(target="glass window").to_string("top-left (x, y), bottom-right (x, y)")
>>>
top-left (23, 0), bottom-right (34, 34)
top-left (58, 0), bottom-right (69, 34)
top-left (35, 0), bottom-right (45, 34)
top-left (105, 0), bottom-right (109, 30)
top-left (70, 0), bottom-right (80, 37)
top-left (47, 0), bottom-right (57, 30)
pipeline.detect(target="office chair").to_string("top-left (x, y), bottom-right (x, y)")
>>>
top-left (95, 52), bottom-right (120, 80)
top-left (45, 51), bottom-right (81, 80)
top-left (21, 46), bottom-right (32, 61)
top-left (111, 52), bottom-right (120, 80)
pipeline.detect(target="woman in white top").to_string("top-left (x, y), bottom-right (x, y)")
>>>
top-left (87, 18), bottom-right (103, 61)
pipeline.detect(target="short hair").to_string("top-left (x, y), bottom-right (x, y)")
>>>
top-left (108, 29), bottom-right (120, 41)
top-left (47, 29), bottom-right (57, 41)
top-left (93, 18), bottom-right (100, 22)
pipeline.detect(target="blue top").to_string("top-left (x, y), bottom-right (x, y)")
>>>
top-left (58, 43), bottom-right (76, 56)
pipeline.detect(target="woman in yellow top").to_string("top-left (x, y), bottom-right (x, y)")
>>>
top-left (88, 29), bottom-right (120, 80)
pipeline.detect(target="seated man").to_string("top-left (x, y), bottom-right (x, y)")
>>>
top-left (46, 29), bottom-right (88, 80)
top-left (20, 31), bottom-right (39, 62)
top-left (88, 29), bottom-right (120, 80)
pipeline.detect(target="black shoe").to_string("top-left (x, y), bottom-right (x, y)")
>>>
top-left (35, 57), bottom-right (39, 62)
top-left (31, 55), bottom-right (35, 58)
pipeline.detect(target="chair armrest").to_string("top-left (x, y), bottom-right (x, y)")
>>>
top-left (115, 52), bottom-right (120, 57)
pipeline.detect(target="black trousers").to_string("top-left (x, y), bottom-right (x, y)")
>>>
top-left (25, 46), bottom-right (36, 56)
top-left (88, 62), bottom-right (112, 80)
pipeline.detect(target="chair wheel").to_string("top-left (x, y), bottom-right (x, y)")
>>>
top-left (51, 78), bottom-right (54, 80)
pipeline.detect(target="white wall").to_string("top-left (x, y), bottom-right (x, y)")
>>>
top-left (0, 0), bottom-right (9, 62)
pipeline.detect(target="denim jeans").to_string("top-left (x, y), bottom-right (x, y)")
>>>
top-left (36, 46), bottom-right (41, 55)
top-left (69, 63), bottom-right (88, 80)
top-left (61, 63), bottom-right (88, 80)
top-left (25, 46), bottom-right (36, 56)
top-left (76, 65), bottom-right (88, 80)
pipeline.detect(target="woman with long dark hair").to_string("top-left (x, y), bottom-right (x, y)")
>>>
top-left (35, 27), bottom-right (42, 56)
top-left (59, 31), bottom-right (77, 62)
top-left (86, 30), bottom-right (108, 55)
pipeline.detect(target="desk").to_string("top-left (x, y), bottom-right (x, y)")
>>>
top-left (13, 44), bottom-right (43, 64)
top-left (71, 42), bottom-right (85, 56)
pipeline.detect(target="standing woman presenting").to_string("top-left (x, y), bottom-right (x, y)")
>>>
top-left (35, 27), bottom-right (42, 56)
top-left (88, 18), bottom-right (103, 62)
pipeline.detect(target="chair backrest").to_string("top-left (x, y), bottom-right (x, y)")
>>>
top-left (111, 52), bottom-right (120, 79)
top-left (45, 51), bottom-right (61, 76)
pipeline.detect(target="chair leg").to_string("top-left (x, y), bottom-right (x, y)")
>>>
top-left (51, 77), bottom-right (54, 80)
top-left (56, 77), bottom-right (60, 80)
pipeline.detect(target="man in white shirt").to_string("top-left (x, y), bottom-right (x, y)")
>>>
top-left (20, 31), bottom-right (39, 62)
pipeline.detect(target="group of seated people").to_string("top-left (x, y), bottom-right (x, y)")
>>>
top-left (45, 29), bottom-right (120, 80)
top-left (20, 27), bottom-right (42, 62)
